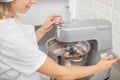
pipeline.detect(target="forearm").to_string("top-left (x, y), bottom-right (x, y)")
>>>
top-left (37, 57), bottom-right (100, 80)
top-left (60, 65), bottom-right (99, 80)
top-left (35, 26), bottom-right (46, 42)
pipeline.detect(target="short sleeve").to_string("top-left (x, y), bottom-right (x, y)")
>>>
top-left (0, 32), bottom-right (47, 75)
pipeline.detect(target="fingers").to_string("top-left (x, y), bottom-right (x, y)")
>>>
top-left (103, 55), bottom-right (119, 64)
top-left (59, 18), bottom-right (64, 24)
top-left (46, 20), bottom-right (56, 30)
top-left (50, 20), bottom-right (56, 24)
top-left (43, 14), bottom-right (64, 32)
top-left (110, 58), bottom-right (119, 64)
top-left (49, 14), bottom-right (62, 18)
top-left (48, 14), bottom-right (64, 24)
top-left (48, 14), bottom-right (62, 21)
top-left (105, 55), bottom-right (114, 60)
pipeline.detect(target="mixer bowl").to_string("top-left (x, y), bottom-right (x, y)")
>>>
top-left (46, 37), bottom-right (91, 66)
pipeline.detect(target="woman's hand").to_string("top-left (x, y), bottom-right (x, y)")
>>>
top-left (36, 14), bottom-right (63, 42)
top-left (95, 55), bottom-right (118, 72)
top-left (42, 14), bottom-right (64, 33)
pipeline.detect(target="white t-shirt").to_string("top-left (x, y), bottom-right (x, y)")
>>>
top-left (0, 18), bottom-right (47, 80)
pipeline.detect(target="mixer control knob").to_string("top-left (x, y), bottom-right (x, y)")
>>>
top-left (100, 53), bottom-right (109, 58)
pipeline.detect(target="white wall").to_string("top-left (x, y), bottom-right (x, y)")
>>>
top-left (19, 0), bottom-right (67, 25)
top-left (75, 0), bottom-right (120, 58)
top-left (112, 0), bottom-right (120, 58)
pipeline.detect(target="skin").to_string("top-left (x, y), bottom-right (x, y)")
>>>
top-left (3, 0), bottom-right (119, 80)
top-left (12, 0), bottom-right (37, 13)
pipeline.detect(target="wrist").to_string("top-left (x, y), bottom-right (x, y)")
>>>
top-left (36, 25), bottom-right (47, 36)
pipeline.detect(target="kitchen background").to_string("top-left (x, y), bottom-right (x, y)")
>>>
top-left (19, 0), bottom-right (120, 80)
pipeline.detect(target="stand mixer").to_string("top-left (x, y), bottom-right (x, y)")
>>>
top-left (46, 19), bottom-right (112, 80)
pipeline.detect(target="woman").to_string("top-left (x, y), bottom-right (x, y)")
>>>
top-left (0, 0), bottom-right (118, 80)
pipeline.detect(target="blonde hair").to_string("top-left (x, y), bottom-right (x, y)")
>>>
top-left (0, 2), bottom-right (17, 18)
